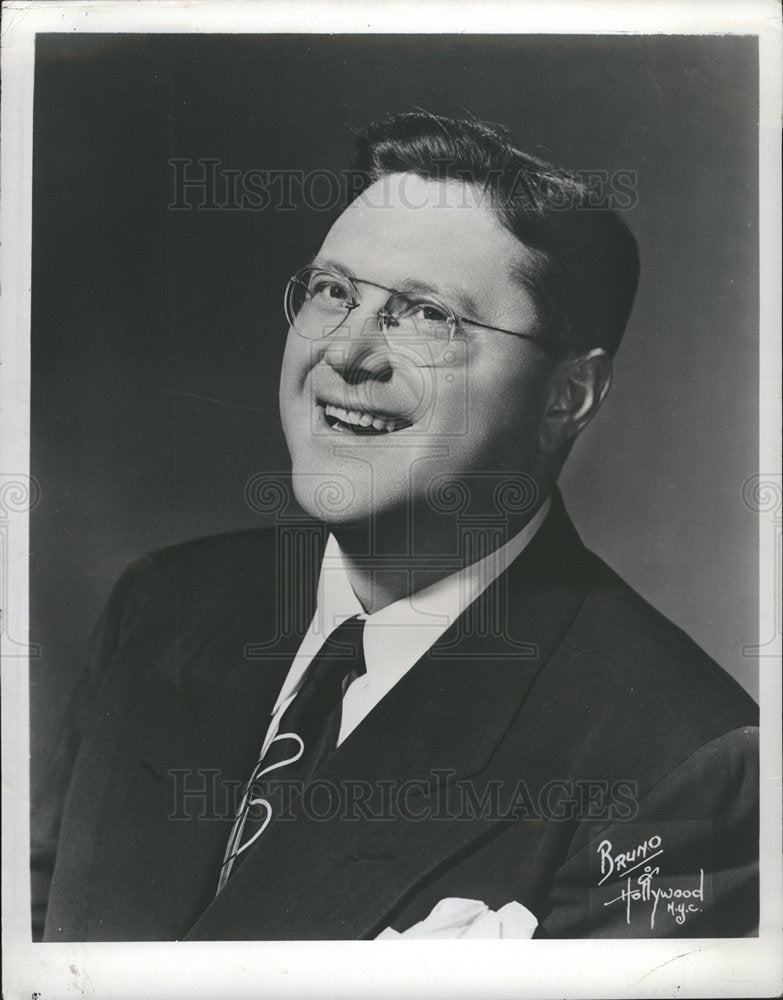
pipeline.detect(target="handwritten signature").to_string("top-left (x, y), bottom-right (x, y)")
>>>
top-left (597, 834), bottom-right (662, 884)
top-left (596, 836), bottom-right (704, 929)
top-left (603, 866), bottom-right (704, 929)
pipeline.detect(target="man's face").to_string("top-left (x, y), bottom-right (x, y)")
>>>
top-left (279, 174), bottom-right (555, 536)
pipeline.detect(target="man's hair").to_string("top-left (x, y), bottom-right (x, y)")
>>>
top-left (351, 112), bottom-right (640, 357)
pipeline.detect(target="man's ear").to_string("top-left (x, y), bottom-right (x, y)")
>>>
top-left (537, 348), bottom-right (612, 453)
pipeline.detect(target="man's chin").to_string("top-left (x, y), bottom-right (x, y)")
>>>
top-left (290, 470), bottom-right (366, 526)
top-left (290, 470), bottom-right (417, 537)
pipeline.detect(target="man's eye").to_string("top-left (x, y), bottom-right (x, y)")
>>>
top-left (410, 303), bottom-right (450, 323)
top-left (312, 281), bottom-right (347, 299)
top-left (309, 279), bottom-right (351, 304)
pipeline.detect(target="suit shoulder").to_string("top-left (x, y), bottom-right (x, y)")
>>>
top-left (147, 525), bottom-right (279, 575)
top-left (517, 546), bottom-right (758, 803)
top-left (557, 550), bottom-right (758, 724)
top-left (88, 523), bottom-right (326, 674)
top-left (116, 523), bottom-right (325, 607)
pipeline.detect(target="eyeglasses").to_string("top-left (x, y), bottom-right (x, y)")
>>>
top-left (284, 265), bottom-right (553, 360)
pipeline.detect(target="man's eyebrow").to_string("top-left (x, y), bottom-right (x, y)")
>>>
top-left (309, 257), bottom-right (482, 319)
top-left (309, 256), bottom-right (357, 279)
top-left (397, 278), bottom-right (481, 319)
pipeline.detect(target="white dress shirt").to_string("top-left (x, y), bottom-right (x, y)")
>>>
top-left (258, 496), bottom-right (551, 756)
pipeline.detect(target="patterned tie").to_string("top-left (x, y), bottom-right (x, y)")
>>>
top-left (217, 615), bottom-right (366, 893)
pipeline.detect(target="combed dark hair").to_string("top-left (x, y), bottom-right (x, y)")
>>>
top-left (351, 112), bottom-right (640, 357)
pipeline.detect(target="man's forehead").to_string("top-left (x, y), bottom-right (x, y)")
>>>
top-left (333, 173), bottom-right (504, 241)
top-left (319, 173), bottom-right (534, 302)
top-left (354, 173), bottom-right (492, 212)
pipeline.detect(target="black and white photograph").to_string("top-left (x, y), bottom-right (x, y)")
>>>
top-left (2, 2), bottom-right (780, 997)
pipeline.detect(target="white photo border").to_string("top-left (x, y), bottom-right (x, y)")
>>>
top-left (2, 2), bottom-right (780, 998)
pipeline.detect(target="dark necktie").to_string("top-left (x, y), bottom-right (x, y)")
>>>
top-left (217, 615), bottom-right (367, 892)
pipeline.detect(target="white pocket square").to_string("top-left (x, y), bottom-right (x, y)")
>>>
top-left (376, 897), bottom-right (538, 939)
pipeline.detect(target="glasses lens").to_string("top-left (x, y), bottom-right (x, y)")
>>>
top-left (286, 267), bottom-right (355, 339)
top-left (386, 293), bottom-right (454, 347)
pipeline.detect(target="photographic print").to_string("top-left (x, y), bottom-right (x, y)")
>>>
top-left (2, 2), bottom-right (780, 998)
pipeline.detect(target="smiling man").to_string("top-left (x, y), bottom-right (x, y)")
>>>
top-left (36, 113), bottom-right (758, 941)
top-left (280, 171), bottom-right (575, 603)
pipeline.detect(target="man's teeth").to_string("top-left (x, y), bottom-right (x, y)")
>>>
top-left (323, 403), bottom-right (406, 433)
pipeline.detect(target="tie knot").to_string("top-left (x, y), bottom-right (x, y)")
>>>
top-left (309, 615), bottom-right (366, 682)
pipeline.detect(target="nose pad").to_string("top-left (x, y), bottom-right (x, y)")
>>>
top-left (377, 307), bottom-right (398, 332)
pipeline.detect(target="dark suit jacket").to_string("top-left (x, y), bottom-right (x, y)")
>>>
top-left (35, 492), bottom-right (758, 940)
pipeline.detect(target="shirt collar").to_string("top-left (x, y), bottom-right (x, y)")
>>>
top-left (273, 495), bottom-right (551, 710)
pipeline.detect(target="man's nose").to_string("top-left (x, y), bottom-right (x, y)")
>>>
top-left (322, 304), bottom-right (394, 384)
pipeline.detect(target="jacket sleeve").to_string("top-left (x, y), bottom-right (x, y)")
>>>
top-left (29, 556), bottom-right (156, 940)
top-left (536, 726), bottom-right (759, 938)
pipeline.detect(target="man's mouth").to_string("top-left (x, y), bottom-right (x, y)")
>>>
top-left (322, 402), bottom-right (411, 435)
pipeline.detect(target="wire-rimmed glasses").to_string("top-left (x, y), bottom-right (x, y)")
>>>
top-left (284, 265), bottom-right (552, 361)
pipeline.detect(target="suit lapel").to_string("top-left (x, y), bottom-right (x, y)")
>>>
top-left (107, 525), bottom-right (327, 938)
top-left (184, 494), bottom-right (593, 939)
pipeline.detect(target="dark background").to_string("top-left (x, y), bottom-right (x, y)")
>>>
top-left (30, 34), bottom-right (759, 785)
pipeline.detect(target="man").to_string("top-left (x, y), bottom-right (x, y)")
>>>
top-left (35, 112), bottom-right (758, 940)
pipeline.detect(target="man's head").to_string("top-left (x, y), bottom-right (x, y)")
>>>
top-left (279, 112), bottom-right (639, 537)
